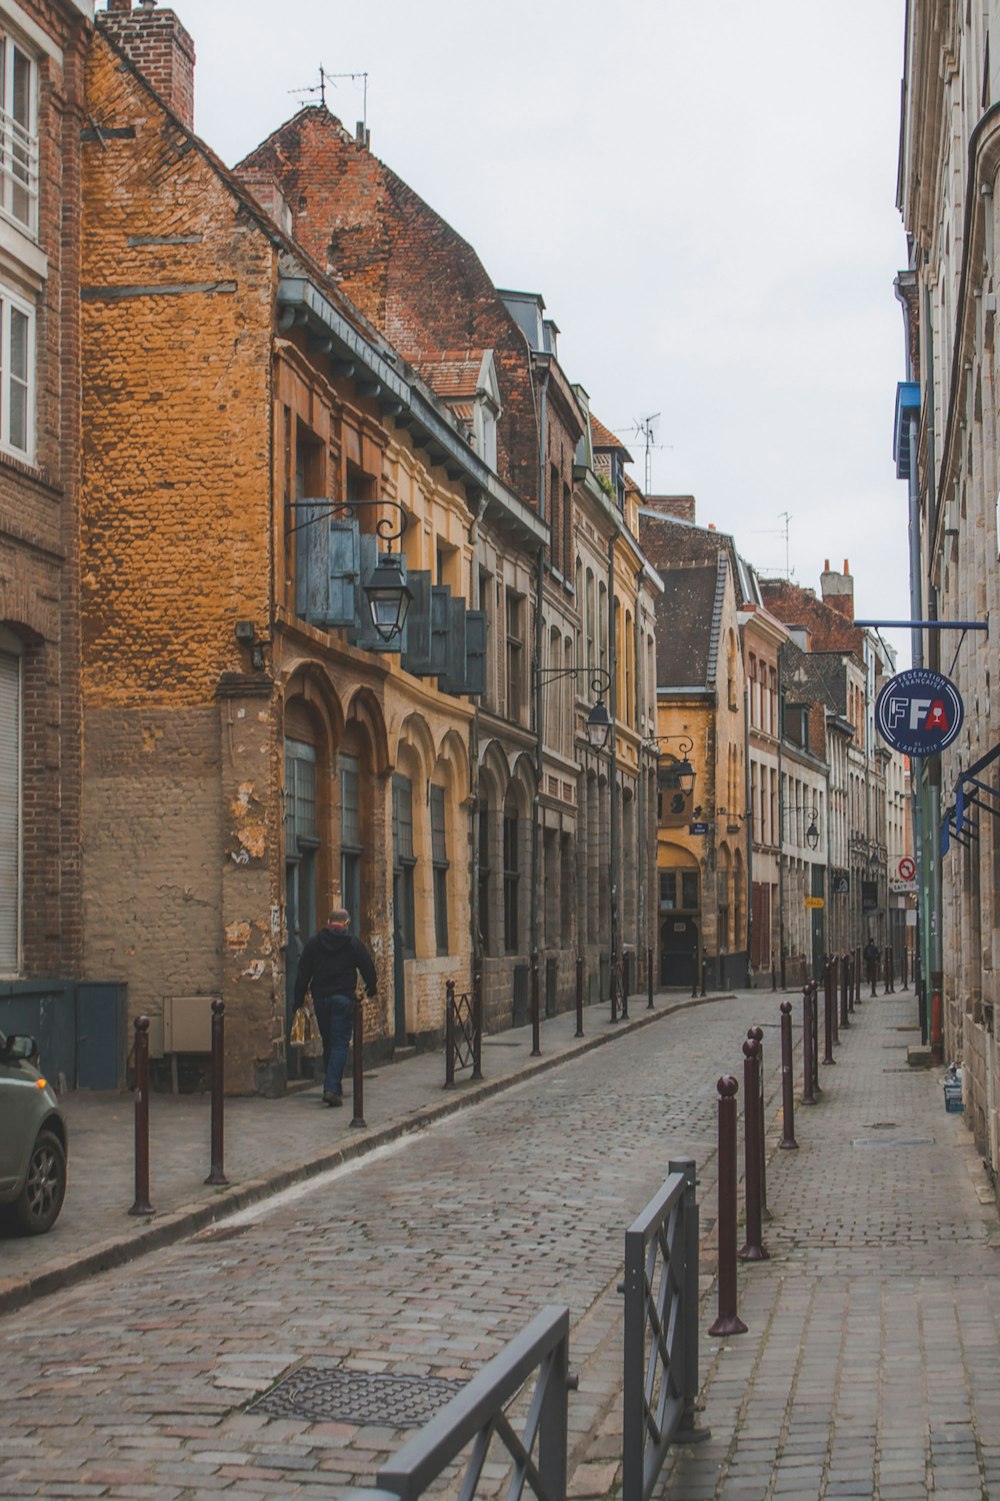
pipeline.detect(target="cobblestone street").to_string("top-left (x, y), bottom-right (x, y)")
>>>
top-left (1, 986), bottom-right (996, 1501)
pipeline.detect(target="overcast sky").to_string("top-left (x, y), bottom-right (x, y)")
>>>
top-left (179, 0), bottom-right (912, 664)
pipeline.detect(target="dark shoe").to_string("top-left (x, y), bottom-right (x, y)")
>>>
top-left (323, 1091), bottom-right (343, 1107)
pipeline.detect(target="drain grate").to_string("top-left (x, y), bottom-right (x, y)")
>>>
top-left (249, 1366), bottom-right (465, 1427)
top-left (853, 1135), bottom-right (934, 1149)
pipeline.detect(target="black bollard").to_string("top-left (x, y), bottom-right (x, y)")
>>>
top-left (129, 1016), bottom-right (154, 1217)
top-left (840, 953), bottom-right (850, 1031)
top-left (802, 982), bottom-right (816, 1106)
top-left (531, 954), bottom-right (541, 1055)
top-left (351, 993), bottom-right (366, 1127)
top-left (748, 1025), bottom-right (770, 1222)
top-left (472, 973), bottom-right (483, 1080)
top-left (610, 946), bottom-right (619, 1024)
top-left (647, 947), bottom-right (654, 1010)
top-left (823, 960), bottom-right (836, 1065)
top-left (575, 954), bottom-right (585, 1038)
top-left (779, 1001), bottom-right (798, 1149)
top-left (709, 1076), bottom-right (748, 1335)
top-left (620, 953), bottom-right (629, 1021)
top-left (204, 999), bottom-right (228, 1186)
top-left (738, 1037), bottom-right (768, 1262)
top-left (444, 980), bottom-right (456, 1088)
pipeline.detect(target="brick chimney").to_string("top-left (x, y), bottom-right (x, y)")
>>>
top-left (643, 494), bottom-right (697, 523)
top-left (101, 2), bottom-right (195, 131)
top-left (820, 557), bottom-right (855, 619)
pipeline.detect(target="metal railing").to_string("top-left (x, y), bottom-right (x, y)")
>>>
top-left (342, 1305), bottom-right (571, 1501)
top-left (622, 1159), bottom-right (703, 1501)
top-left (444, 976), bottom-right (483, 1087)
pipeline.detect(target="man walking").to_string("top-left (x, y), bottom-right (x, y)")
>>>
top-left (294, 908), bottom-right (378, 1107)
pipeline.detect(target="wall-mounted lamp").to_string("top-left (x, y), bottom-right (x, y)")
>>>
top-left (647, 733), bottom-right (697, 795)
top-left (288, 497), bottom-right (412, 644)
top-left (532, 665), bottom-right (614, 752)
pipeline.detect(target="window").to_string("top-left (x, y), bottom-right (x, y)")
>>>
top-left (392, 774), bottom-right (416, 957)
top-left (478, 802), bottom-right (491, 955)
top-left (430, 784), bottom-right (449, 955)
top-left (0, 33), bottom-right (37, 233)
top-left (659, 869), bottom-right (699, 911)
top-left (0, 645), bottom-right (21, 973)
top-left (0, 286), bottom-right (32, 459)
top-left (339, 753), bottom-right (361, 935)
top-left (505, 590), bottom-right (524, 722)
top-left (284, 739), bottom-right (318, 953)
top-left (503, 810), bottom-right (519, 953)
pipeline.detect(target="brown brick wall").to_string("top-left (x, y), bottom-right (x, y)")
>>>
top-left (0, 4), bottom-right (90, 978)
top-left (99, 3), bottom-right (195, 130)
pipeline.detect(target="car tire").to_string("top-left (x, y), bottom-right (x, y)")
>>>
top-left (11, 1129), bottom-right (66, 1235)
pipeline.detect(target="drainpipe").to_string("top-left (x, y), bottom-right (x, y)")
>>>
top-left (469, 493), bottom-right (487, 974)
top-left (744, 678), bottom-right (753, 987)
top-left (777, 648), bottom-right (786, 989)
top-left (530, 362), bottom-right (550, 964)
top-left (608, 531), bottom-right (619, 1000)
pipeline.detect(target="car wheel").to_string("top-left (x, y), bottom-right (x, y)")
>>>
top-left (11, 1129), bottom-right (66, 1235)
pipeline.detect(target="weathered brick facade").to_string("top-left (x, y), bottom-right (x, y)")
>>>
top-left (0, 0), bottom-right (92, 990)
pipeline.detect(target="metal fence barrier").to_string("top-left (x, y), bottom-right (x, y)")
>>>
top-left (341, 1305), bottom-right (571, 1501)
top-left (444, 977), bottom-right (483, 1088)
top-left (622, 1159), bottom-right (705, 1501)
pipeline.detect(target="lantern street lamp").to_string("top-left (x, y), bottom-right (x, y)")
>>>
top-left (646, 734), bottom-right (698, 797)
top-left (287, 496), bottom-right (411, 643)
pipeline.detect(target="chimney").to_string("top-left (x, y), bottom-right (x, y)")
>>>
top-left (644, 494), bottom-right (697, 524)
top-left (820, 557), bottom-right (854, 620)
top-left (100, 2), bottom-right (196, 131)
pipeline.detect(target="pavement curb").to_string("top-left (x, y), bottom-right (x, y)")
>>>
top-left (0, 990), bottom-right (735, 1318)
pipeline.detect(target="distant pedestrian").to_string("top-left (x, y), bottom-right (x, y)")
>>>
top-left (863, 937), bottom-right (879, 991)
top-left (294, 909), bottom-right (377, 1107)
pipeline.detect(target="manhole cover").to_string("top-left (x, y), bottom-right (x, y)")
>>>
top-left (866, 1122), bottom-right (899, 1130)
top-left (853, 1136), bottom-right (934, 1149)
top-left (249, 1366), bottom-right (465, 1427)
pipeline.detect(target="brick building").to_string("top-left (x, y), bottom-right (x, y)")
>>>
top-left (81, 4), bottom-right (504, 1089)
top-left (0, 0), bottom-right (96, 1078)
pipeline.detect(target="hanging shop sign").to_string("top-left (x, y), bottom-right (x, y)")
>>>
top-left (874, 668), bottom-right (964, 756)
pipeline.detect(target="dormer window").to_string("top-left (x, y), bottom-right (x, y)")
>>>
top-left (473, 351), bottom-right (501, 473)
top-left (0, 32), bottom-right (37, 235)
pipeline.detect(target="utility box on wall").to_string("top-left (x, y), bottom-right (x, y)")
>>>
top-left (163, 995), bottom-right (215, 1053)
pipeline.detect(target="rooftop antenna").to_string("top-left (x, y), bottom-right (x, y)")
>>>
top-left (750, 510), bottom-right (794, 579)
top-left (289, 67), bottom-right (369, 139)
top-left (620, 413), bottom-right (666, 495)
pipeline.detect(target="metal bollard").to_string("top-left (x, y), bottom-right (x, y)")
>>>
top-left (829, 955), bottom-right (839, 1049)
top-left (351, 993), bottom-right (366, 1127)
top-left (902, 944), bottom-right (909, 991)
top-left (855, 945), bottom-right (863, 1007)
top-left (811, 980), bottom-right (821, 1095)
top-left (472, 972), bottom-right (483, 1080)
top-left (779, 1001), bottom-right (798, 1149)
top-left (205, 999), bottom-right (228, 1186)
top-left (708, 1075), bottom-right (748, 1335)
top-left (647, 947), bottom-right (654, 1010)
top-left (840, 953), bottom-right (850, 1031)
top-left (692, 948), bottom-right (699, 999)
top-left (748, 1025), bottom-right (770, 1222)
top-left (822, 961), bottom-right (836, 1065)
top-left (870, 950), bottom-right (877, 999)
top-left (701, 953), bottom-right (707, 998)
top-left (888, 945), bottom-right (896, 995)
top-left (848, 951), bottom-right (856, 1014)
top-left (444, 980), bottom-right (456, 1088)
top-left (610, 947), bottom-right (619, 1025)
top-left (802, 983), bottom-right (815, 1106)
top-left (575, 954), bottom-right (585, 1038)
top-left (738, 1037), bottom-right (768, 1262)
top-left (531, 954), bottom-right (541, 1055)
top-left (620, 954), bottom-right (629, 1021)
top-left (128, 1016), bottom-right (154, 1217)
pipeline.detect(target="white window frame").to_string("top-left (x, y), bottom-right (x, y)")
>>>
top-left (0, 29), bottom-right (38, 237)
top-left (0, 281), bottom-right (33, 461)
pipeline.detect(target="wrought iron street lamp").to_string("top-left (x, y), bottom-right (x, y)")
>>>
top-left (532, 665), bottom-right (614, 751)
top-left (646, 733), bottom-right (697, 796)
top-left (287, 496), bottom-right (412, 643)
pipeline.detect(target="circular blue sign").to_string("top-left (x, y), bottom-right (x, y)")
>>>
top-left (874, 668), bottom-right (964, 756)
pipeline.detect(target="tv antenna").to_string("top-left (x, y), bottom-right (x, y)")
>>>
top-left (751, 510), bottom-right (793, 578)
top-left (621, 413), bottom-right (667, 495)
top-left (290, 66), bottom-right (369, 136)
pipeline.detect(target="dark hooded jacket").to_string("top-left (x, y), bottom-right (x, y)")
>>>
top-left (294, 926), bottom-right (378, 1007)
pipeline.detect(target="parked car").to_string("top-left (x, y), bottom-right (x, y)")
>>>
top-left (0, 1031), bottom-right (67, 1234)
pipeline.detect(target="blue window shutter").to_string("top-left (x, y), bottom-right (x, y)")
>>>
top-left (463, 610), bottom-right (487, 696)
top-left (428, 587), bottom-right (451, 675)
top-left (326, 520), bottom-right (360, 626)
top-left (438, 597), bottom-right (467, 694)
top-left (295, 501), bottom-right (331, 622)
top-left (400, 570), bottom-right (433, 673)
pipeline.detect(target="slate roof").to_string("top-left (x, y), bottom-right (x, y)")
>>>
top-left (654, 561), bottom-right (725, 689)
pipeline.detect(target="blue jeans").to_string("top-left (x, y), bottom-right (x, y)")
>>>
top-left (313, 994), bottom-right (354, 1096)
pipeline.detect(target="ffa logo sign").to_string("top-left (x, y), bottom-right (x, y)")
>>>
top-left (874, 668), bottom-right (964, 757)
